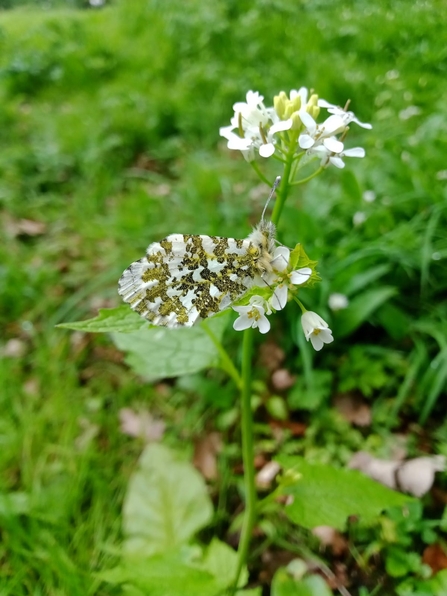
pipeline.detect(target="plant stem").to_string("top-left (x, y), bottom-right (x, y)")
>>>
top-left (202, 321), bottom-right (242, 389)
top-left (271, 155), bottom-right (292, 225)
top-left (233, 326), bottom-right (256, 590)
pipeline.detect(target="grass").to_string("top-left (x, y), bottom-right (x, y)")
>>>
top-left (0, 0), bottom-right (447, 593)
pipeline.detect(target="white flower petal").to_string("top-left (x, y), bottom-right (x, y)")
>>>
top-left (219, 125), bottom-right (236, 138)
top-left (329, 156), bottom-right (345, 168)
top-left (318, 99), bottom-right (335, 109)
top-left (227, 136), bottom-right (253, 151)
top-left (343, 147), bottom-right (366, 158)
top-left (233, 314), bottom-right (251, 331)
top-left (259, 143), bottom-right (275, 158)
top-left (310, 334), bottom-right (324, 351)
top-left (291, 87), bottom-right (309, 105)
top-left (257, 315), bottom-right (271, 334)
top-left (290, 267), bottom-right (312, 285)
top-left (352, 117), bottom-right (372, 129)
top-left (299, 110), bottom-right (316, 131)
top-left (299, 134), bottom-right (315, 149)
top-left (323, 137), bottom-right (344, 153)
top-left (321, 114), bottom-right (346, 135)
top-left (270, 119), bottom-right (293, 134)
top-left (270, 284), bottom-right (288, 311)
top-left (271, 246), bottom-right (290, 272)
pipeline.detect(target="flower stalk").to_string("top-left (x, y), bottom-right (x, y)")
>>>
top-left (233, 326), bottom-right (256, 590)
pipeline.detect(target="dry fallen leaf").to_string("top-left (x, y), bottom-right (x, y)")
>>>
top-left (2, 338), bottom-right (27, 358)
top-left (271, 368), bottom-right (296, 391)
top-left (119, 408), bottom-right (166, 442)
top-left (3, 215), bottom-right (47, 237)
top-left (334, 393), bottom-right (372, 426)
top-left (349, 451), bottom-right (446, 497)
top-left (193, 432), bottom-right (222, 480)
top-left (256, 460), bottom-right (281, 489)
top-left (259, 341), bottom-right (285, 372)
top-left (312, 526), bottom-right (349, 556)
top-left (423, 543), bottom-right (447, 573)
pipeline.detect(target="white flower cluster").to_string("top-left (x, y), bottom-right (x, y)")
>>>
top-left (220, 88), bottom-right (371, 169)
top-left (231, 245), bottom-right (333, 351)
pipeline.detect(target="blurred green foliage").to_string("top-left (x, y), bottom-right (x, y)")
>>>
top-left (1, 0), bottom-right (447, 593)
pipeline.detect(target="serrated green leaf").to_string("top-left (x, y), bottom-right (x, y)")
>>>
top-left (57, 306), bottom-right (147, 333)
top-left (288, 244), bottom-right (317, 272)
top-left (332, 286), bottom-right (397, 338)
top-left (111, 312), bottom-right (230, 380)
top-left (276, 456), bottom-right (413, 531)
top-left (123, 444), bottom-right (213, 557)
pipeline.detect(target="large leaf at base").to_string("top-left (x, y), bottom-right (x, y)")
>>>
top-left (276, 456), bottom-right (413, 531)
top-left (112, 312), bottom-right (230, 380)
top-left (123, 444), bottom-right (213, 557)
top-left (57, 306), bottom-right (147, 333)
top-left (99, 549), bottom-right (223, 596)
top-left (100, 540), bottom-right (249, 595)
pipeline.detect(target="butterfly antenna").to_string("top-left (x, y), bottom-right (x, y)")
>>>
top-left (261, 176), bottom-right (281, 222)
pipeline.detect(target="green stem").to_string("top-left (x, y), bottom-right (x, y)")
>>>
top-left (290, 166), bottom-right (324, 186)
top-left (233, 326), bottom-right (256, 591)
top-left (202, 321), bottom-right (242, 390)
top-left (250, 161), bottom-right (272, 186)
top-left (270, 151), bottom-right (293, 225)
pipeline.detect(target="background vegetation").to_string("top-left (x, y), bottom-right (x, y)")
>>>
top-left (1, 0), bottom-right (446, 594)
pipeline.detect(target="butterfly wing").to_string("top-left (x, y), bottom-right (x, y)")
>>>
top-left (118, 234), bottom-right (261, 327)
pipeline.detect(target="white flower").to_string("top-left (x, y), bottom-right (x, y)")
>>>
top-left (267, 247), bottom-right (312, 310)
top-left (233, 296), bottom-right (271, 334)
top-left (363, 190), bottom-right (376, 203)
top-left (353, 211), bottom-right (367, 226)
top-left (298, 111), bottom-right (347, 151)
top-left (328, 293), bottom-right (349, 311)
top-left (309, 142), bottom-right (365, 169)
top-left (318, 100), bottom-right (372, 129)
top-left (301, 311), bottom-right (334, 351)
top-left (220, 90), bottom-right (292, 162)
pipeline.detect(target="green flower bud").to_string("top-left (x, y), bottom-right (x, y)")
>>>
top-left (311, 105), bottom-right (320, 119)
top-left (274, 91), bottom-right (287, 119)
top-left (290, 111), bottom-right (302, 130)
top-left (307, 94), bottom-right (320, 119)
top-left (290, 94), bottom-right (302, 112)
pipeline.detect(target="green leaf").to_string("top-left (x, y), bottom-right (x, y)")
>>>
top-left (342, 264), bottom-right (392, 296)
top-left (202, 538), bottom-right (248, 589)
top-left (276, 456), bottom-right (413, 531)
top-left (123, 444), bottom-right (213, 557)
top-left (57, 306), bottom-right (147, 333)
top-left (375, 302), bottom-right (410, 340)
top-left (0, 491), bottom-right (31, 516)
top-left (112, 312), bottom-right (230, 380)
top-left (100, 549), bottom-right (223, 596)
top-left (332, 286), bottom-right (397, 339)
top-left (271, 568), bottom-right (332, 596)
top-left (288, 244), bottom-right (319, 284)
top-left (100, 541), bottom-right (246, 595)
